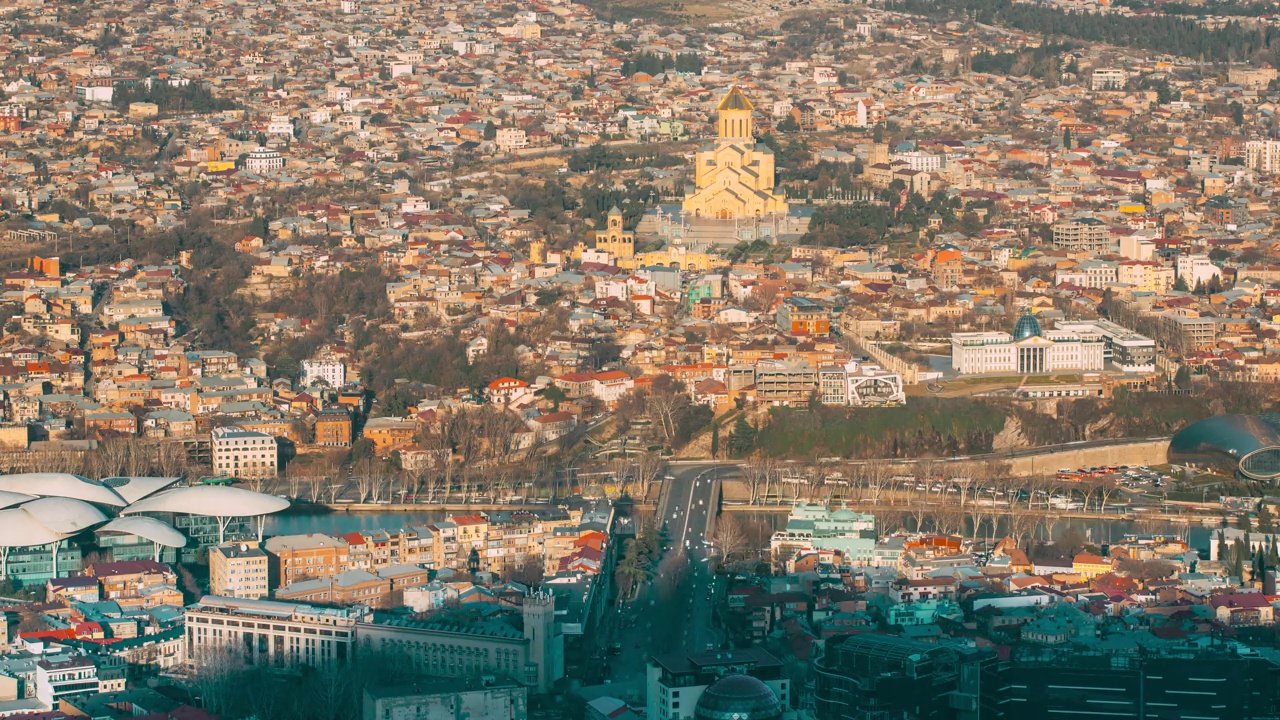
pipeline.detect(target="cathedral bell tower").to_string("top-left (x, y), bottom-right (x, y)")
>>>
top-left (717, 85), bottom-right (754, 140)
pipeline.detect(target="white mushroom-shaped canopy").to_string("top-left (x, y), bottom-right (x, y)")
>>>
top-left (19, 497), bottom-right (110, 535)
top-left (0, 507), bottom-right (71, 546)
top-left (101, 476), bottom-right (183, 505)
top-left (97, 516), bottom-right (187, 548)
top-left (120, 485), bottom-right (289, 517)
top-left (0, 473), bottom-right (126, 507)
top-left (0, 490), bottom-right (37, 510)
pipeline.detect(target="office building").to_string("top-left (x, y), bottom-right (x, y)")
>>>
top-left (212, 427), bottom-right (278, 480)
top-left (209, 543), bottom-right (269, 599)
top-left (355, 592), bottom-right (563, 693)
top-left (362, 676), bottom-right (527, 720)
top-left (950, 313), bottom-right (1105, 375)
top-left (814, 634), bottom-right (995, 720)
top-left (185, 596), bottom-right (363, 672)
top-left (35, 656), bottom-right (108, 709)
top-left (646, 647), bottom-right (788, 720)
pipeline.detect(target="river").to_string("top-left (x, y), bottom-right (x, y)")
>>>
top-left (264, 509), bottom-right (1221, 555)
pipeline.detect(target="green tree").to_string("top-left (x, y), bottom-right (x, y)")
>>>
top-left (1231, 101), bottom-right (1245, 126)
top-left (1174, 366), bottom-right (1193, 391)
top-left (710, 422), bottom-right (720, 459)
top-left (1173, 276), bottom-right (1189, 292)
top-left (728, 416), bottom-right (757, 457)
top-left (1259, 503), bottom-right (1275, 534)
top-left (1238, 512), bottom-right (1254, 531)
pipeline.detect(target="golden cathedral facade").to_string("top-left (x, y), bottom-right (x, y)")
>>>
top-left (681, 86), bottom-right (789, 220)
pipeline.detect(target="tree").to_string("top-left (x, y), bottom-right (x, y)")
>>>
top-left (710, 423), bottom-right (720, 459)
top-left (1231, 101), bottom-right (1245, 127)
top-left (1237, 511), bottom-right (1253, 532)
top-left (1062, 128), bottom-right (1072, 149)
top-left (729, 416), bottom-right (758, 457)
top-left (713, 512), bottom-right (748, 564)
top-left (1173, 276), bottom-right (1189, 292)
top-left (1174, 365), bottom-right (1193, 391)
top-left (1259, 503), bottom-right (1276, 534)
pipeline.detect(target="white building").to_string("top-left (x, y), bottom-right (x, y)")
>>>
top-left (818, 361), bottom-right (905, 406)
top-left (186, 596), bottom-right (363, 672)
top-left (1055, 319), bottom-right (1156, 373)
top-left (1053, 260), bottom-right (1118, 289)
top-left (1246, 139), bottom-right (1280, 174)
top-left (244, 147), bottom-right (284, 174)
top-left (301, 359), bottom-right (346, 388)
top-left (1091, 68), bottom-right (1127, 91)
top-left (266, 115), bottom-right (295, 135)
top-left (889, 150), bottom-right (944, 172)
top-left (951, 314), bottom-right (1105, 375)
top-left (35, 656), bottom-right (109, 708)
top-left (212, 427), bottom-right (278, 480)
top-left (1175, 253), bottom-right (1222, 289)
top-left (646, 648), bottom-right (789, 720)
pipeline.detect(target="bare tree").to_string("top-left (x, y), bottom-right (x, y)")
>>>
top-left (713, 512), bottom-right (748, 563)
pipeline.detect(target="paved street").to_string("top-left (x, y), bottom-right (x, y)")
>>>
top-left (603, 463), bottom-right (731, 700)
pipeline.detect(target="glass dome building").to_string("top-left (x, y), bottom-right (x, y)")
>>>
top-left (694, 675), bottom-right (783, 720)
top-left (1169, 414), bottom-right (1280, 483)
top-left (1012, 311), bottom-right (1042, 341)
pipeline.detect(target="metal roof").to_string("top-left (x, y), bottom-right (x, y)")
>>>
top-left (121, 485), bottom-right (289, 518)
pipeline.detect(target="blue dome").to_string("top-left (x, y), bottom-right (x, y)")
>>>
top-left (695, 675), bottom-right (783, 720)
top-left (1012, 312), bottom-right (1042, 340)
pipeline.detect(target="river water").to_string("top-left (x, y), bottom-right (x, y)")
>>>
top-left (265, 510), bottom-right (1221, 554)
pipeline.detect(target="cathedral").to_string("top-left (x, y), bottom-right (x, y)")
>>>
top-left (681, 86), bottom-right (790, 220)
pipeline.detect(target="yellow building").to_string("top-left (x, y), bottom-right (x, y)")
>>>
top-left (619, 242), bottom-right (718, 271)
top-left (594, 207), bottom-right (634, 258)
top-left (682, 86), bottom-right (789, 220)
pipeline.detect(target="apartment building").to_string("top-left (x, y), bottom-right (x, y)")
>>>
top-left (209, 543), bottom-right (269, 600)
top-left (212, 427), bottom-right (277, 480)
top-left (363, 676), bottom-right (527, 720)
top-left (185, 596), bottom-right (363, 672)
top-left (263, 534), bottom-right (351, 589)
top-left (1051, 217), bottom-right (1110, 252)
top-left (776, 297), bottom-right (829, 337)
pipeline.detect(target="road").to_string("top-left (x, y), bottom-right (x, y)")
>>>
top-left (603, 463), bottom-right (727, 700)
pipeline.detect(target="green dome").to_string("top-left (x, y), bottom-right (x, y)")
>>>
top-left (1013, 312), bottom-right (1042, 341)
